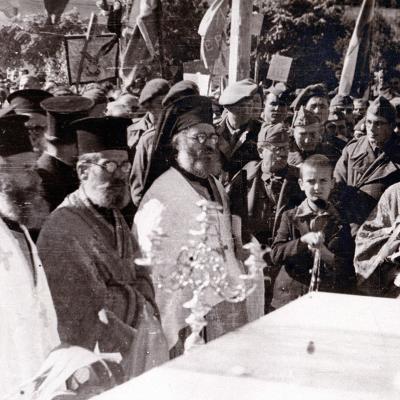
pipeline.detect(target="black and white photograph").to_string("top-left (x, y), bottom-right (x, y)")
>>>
top-left (1, 0), bottom-right (400, 399)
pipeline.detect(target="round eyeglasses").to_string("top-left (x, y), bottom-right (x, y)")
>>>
top-left (90, 160), bottom-right (132, 174)
top-left (187, 133), bottom-right (219, 145)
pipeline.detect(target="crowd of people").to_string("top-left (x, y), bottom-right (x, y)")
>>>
top-left (2, 65), bottom-right (400, 397)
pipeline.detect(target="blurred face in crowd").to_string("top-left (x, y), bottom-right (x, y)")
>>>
top-left (0, 152), bottom-right (49, 229)
top-left (293, 123), bottom-right (321, 153)
top-left (299, 165), bottom-right (333, 203)
top-left (325, 119), bottom-right (348, 139)
top-left (174, 123), bottom-right (221, 179)
top-left (353, 101), bottom-right (368, 122)
top-left (258, 141), bottom-right (289, 174)
top-left (263, 93), bottom-right (287, 124)
top-left (306, 96), bottom-right (329, 125)
top-left (23, 112), bottom-right (47, 153)
top-left (78, 150), bottom-right (131, 209)
top-left (390, 77), bottom-right (400, 93)
top-left (365, 111), bottom-right (392, 149)
top-left (19, 75), bottom-right (41, 90)
top-left (331, 105), bottom-right (354, 129)
top-left (226, 97), bottom-right (254, 121)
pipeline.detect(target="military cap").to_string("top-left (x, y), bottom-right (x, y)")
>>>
top-left (0, 115), bottom-right (32, 157)
top-left (330, 94), bottom-right (353, 108)
top-left (219, 78), bottom-right (258, 106)
top-left (41, 96), bottom-right (94, 143)
top-left (264, 82), bottom-right (290, 105)
top-left (139, 78), bottom-right (169, 105)
top-left (291, 83), bottom-right (328, 110)
top-left (367, 95), bottom-right (396, 126)
top-left (292, 106), bottom-right (320, 127)
top-left (162, 80), bottom-right (200, 107)
top-left (70, 116), bottom-right (132, 155)
top-left (258, 122), bottom-right (289, 145)
top-left (6, 89), bottom-right (52, 115)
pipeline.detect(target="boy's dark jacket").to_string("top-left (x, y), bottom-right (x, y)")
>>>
top-left (270, 199), bottom-right (355, 305)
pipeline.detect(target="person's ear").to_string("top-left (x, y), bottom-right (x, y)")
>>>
top-left (298, 177), bottom-right (305, 192)
top-left (257, 147), bottom-right (264, 159)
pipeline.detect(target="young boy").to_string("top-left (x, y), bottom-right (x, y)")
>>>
top-left (270, 155), bottom-right (355, 309)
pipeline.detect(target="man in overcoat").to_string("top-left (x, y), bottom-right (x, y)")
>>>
top-left (334, 96), bottom-right (400, 234)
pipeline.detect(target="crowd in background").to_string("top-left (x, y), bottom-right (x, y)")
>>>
top-left (2, 64), bottom-right (400, 397)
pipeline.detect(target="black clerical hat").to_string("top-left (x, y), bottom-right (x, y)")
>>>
top-left (41, 96), bottom-right (94, 143)
top-left (70, 116), bottom-right (132, 155)
top-left (7, 89), bottom-right (53, 114)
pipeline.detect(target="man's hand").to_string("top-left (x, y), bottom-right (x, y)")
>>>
top-left (301, 231), bottom-right (324, 249)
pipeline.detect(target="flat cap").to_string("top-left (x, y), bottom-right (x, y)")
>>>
top-left (219, 78), bottom-right (258, 106)
top-left (367, 95), bottom-right (396, 126)
top-left (162, 80), bottom-right (200, 107)
top-left (0, 115), bottom-right (32, 157)
top-left (292, 106), bottom-right (320, 127)
top-left (258, 122), bottom-right (289, 145)
top-left (327, 110), bottom-right (346, 122)
top-left (41, 96), bottom-right (94, 143)
top-left (70, 116), bottom-right (132, 155)
top-left (291, 83), bottom-right (328, 110)
top-left (139, 78), bottom-right (169, 105)
top-left (7, 89), bottom-right (52, 115)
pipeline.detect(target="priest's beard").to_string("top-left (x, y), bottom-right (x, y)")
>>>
top-left (176, 143), bottom-right (222, 179)
top-left (84, 178), bottom-right (131, 210)
top-left (0, 182), bottom-right (49, 229)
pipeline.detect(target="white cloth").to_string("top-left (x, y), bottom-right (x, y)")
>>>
top-left (134, 168), bottom-right (264, 349)
top-left (0, 218), bottom-right (60, 396)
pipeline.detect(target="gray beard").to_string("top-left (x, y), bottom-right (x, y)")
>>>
top-left (176, 150), bottom-right (222, 179)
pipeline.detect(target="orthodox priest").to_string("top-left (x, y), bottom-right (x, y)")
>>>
top-left (37, 116), bottom-right (167, 380)
top-left (134, 94), bottom-right (264, 356)
top-left (0, 115), bottom-right (59, 395)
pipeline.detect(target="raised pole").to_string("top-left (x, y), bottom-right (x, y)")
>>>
top-left (228, 0), bottom-right (253, 84)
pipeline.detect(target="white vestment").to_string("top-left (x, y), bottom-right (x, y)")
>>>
top-left (135, 168), bottom-right (264, 349)
top-left (0, 218), bottom-right (60, 396)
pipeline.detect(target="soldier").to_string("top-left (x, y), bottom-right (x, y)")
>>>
top-left (329, 94), bottom-right (355, 134)
top-left (288, 106), bottom-right (340, 168)
top-left (291, 83), bottom-right (330, 126)
top-left (218, 79), bottom-right (262, 183)
top-left (334, 96), bottom-right (400, 234)
top-left (37, 95), bottom-right (94, 211)
top-left (261, 82), bottom-right (290, 126)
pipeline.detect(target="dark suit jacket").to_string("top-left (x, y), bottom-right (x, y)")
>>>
top-left (37, 153), bottom-right (79, 211)
top-left (228, 161), bottom-right (304, 245)
top-left (270, 200), bottom-right (355, 308)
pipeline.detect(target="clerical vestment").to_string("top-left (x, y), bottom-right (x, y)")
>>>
top-left (37, 188), bottom-right (165, 377)
top-left (135, 167), bottom-right (264, 349)
top-left (1, 218), bottom-right (59, 396)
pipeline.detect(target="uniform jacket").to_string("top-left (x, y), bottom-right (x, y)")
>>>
top-left (37, 153), bottom-right (79, 211)
top-left (227, 161), bottom-right (304, 245)
top-left (217, 116), bottom-right (262, 182)
top-left (288, 140), bottom-right (341, 168)
top-left (270, 199), bottom-right (355, 308)
top-left (134, 167), bottom-right (264, 349)
top-left (127, 112), bottom-right (154, 155)
top-left (37, 188), bottom-right (157, 359)
top-left (334, 134), bottom-right (400, 227)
